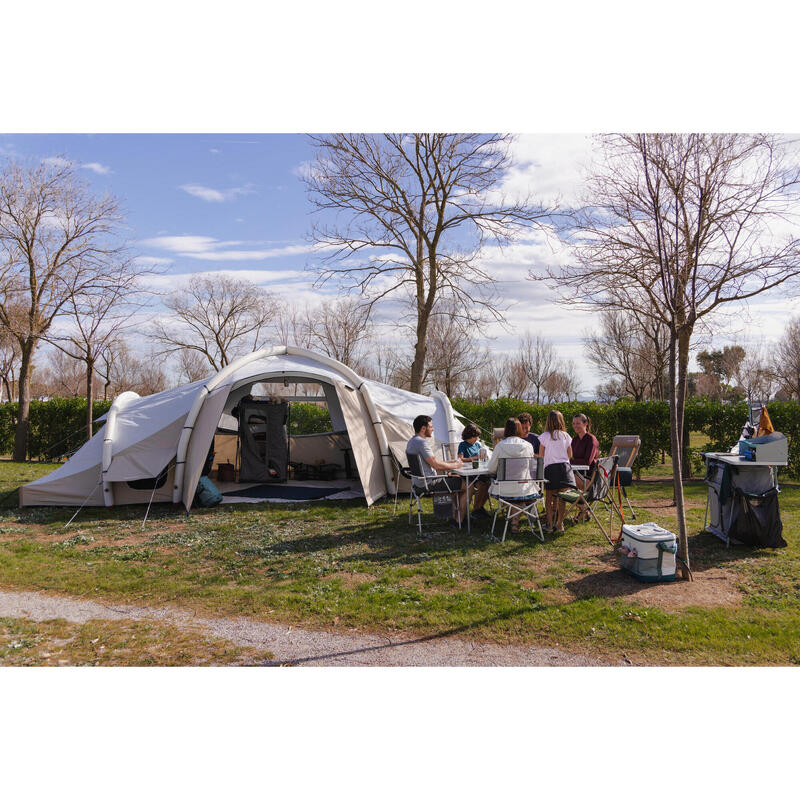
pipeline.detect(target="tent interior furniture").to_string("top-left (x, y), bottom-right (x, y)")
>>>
top-left (19, 347), bottom-right (463, 514)
top-left (488, 457), bottom-right (545, 543)
top-left (406, 452), bottom-right (462, 535)
top-left (609, 435), bottom-right (641, 519)
top-left (558, 455), bottom-right (621, 545)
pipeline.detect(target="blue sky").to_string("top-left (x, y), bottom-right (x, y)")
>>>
top-left (2, 133), bottom-right (800, 394)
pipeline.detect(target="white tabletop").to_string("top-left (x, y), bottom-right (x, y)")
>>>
top-left (703, 452), bottom-right (787, 467)
top-left (571, 464), bottom-right (590, 471)
top-left (452, 465), bottom-right (491, 476)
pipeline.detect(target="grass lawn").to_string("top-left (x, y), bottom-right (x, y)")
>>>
top-left (0, 459), bottom-right (798, 665)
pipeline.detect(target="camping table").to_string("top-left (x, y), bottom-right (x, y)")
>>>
top-left (702, 452), bottom-right (786, 546)
top-left (452, 464), bottom-right (491, 533)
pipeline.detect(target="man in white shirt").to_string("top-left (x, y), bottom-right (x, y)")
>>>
top-left (406, 415), bottom-right (468, 528)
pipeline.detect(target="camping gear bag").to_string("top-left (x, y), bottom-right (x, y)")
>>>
top-left (432, 492), bottom-right (453, 519)
top-left (195, 476), bottom-right (223, 507)
top-left (619, 522), bottom-right (677, 582)
top-left (727, 487), bottom-right (786, 548)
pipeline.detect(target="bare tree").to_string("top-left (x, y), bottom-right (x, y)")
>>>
top-left (538, 133), bottom-right (800, 574)
top-left (772, 317), bottom-right (800, 400)
top-left (303, 296), bottom-right (373, 370)
top-left (31, 347), bottom-right (92, 399)
top-left (542, 362), bottom-right (580, 402)
top-left (424, 301), bottom-right (489, 397)
top-left (518, 332), bottom-right (556, 403)
top-left (99, 340), bottom-right (169, 398)
top-left (177, 347), bottom-right (211, 384)
top-left (471, 355), bottom-right (506, 402)
top-left (48, 258), bottom-right (150, 440)
top-left (150, 275), bottom-right (274, 370)
top-left (584, 310), bottom-right (669, 401)
top-left (304, 133), bottom-right (553, 393)
top-left (502, 354), bottom-right (531, 400)
top-left (0, 325), bottom-right (20, 402)
top-left (272, 302), bottom-right (314, 349)
top-left (0, 157), bottom-right (125, 460)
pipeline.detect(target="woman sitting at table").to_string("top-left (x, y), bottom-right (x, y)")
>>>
top-left (485, 418), bottom-right (536, 533)
top-left (458, 423), bottom-right (491, 520)
top-left (539, 409), bottom-right (575, 533)
top-left (570, 413), bottom-right (600, 522)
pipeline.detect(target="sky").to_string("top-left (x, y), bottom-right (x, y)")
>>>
top-left (2, 132), bottom-right (800, 396)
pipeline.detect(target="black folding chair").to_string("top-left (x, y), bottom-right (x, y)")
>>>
top-left (406, 452), bottom-right (462, 535)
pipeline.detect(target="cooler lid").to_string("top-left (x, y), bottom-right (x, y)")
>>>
top-left (622, 523), bottom-right (675, 542)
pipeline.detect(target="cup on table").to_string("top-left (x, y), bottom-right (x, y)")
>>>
top-left (472, 459), bottom-right (479, 470)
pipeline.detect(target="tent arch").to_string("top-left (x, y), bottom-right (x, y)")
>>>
top-left (171, 346), bottom-right (396, 505)
top-left (102, 391), bottom-right (140, 508)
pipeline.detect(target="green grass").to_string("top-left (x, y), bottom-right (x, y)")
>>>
top-left (0, 616), bottom-right (275, 666)
top-left (0, 461), bottom-right (798, 665)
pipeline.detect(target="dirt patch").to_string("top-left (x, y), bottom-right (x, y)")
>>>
top-left (564, 563), bottom-right (742, 609)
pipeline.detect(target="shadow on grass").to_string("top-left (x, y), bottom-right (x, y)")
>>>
top-left (265, 604), bottom-right (556, 666)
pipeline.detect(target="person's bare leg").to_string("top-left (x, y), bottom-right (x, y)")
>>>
top-left (556, 498), bottom-right (567, 529)
top-left (545, 491), bottom-right (555, 527)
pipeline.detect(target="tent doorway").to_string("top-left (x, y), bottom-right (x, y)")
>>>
top-left (208, 378), bottom-right (364, 504)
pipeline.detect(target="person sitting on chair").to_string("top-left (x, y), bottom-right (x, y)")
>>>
top-left (517, 412), bottom-right (541, 456)
top-left (458, 423), bottom-right (491, 520)
top-left (406, 415), bottom-right (468, 529)
top-left (539, 410), bottom-right (575, 533)
top-left (570, 413), bottom-right (599, 522)
top-left (485, 418), bottom-right (536, 533)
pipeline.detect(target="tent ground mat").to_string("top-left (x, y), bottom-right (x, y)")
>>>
top-left (223, 484), bottom-right (343, 500)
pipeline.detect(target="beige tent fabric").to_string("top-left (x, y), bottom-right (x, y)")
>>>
top-left (335, 381), bottom-right (386, 504)
top-left (181, 386), bottom-right (232, 509)
top-left (104, 415), bottom-right (188, 482)
top-left (19, 467), bottom-right (103, 507)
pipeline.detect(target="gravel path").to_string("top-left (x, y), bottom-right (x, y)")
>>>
top-left (0, 589), bottom-right (611, 666)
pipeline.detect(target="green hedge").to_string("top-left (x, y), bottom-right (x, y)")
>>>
top-left (287, 402), bottom-right (332, 436)
top-left (3, 396), bottom-right (799, 480)
top-left (0, 399), bottom-right (112, 461)
top-left (451, 397), bottom-right (800, 480)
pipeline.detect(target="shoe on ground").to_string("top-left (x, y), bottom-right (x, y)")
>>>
top-left (556, 524), bottom-right (565, 532)
top-left (449, 518), bottom-right (464, 529)
top-left (542, 523), bottom-right (553, 533)
top-left (470, 507), bottom-right (490, 519)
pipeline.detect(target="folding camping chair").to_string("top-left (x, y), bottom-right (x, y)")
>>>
top-left (489, 456), bottom-right (546, 543)
top-left (609, 435), bottom-right (641, 519)
top-left (558, 455), bottom-right (621, 546)
top-left (406, 453), bottom-right (463, 535)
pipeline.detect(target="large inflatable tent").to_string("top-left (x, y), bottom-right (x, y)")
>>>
top-left (20, 346), bottom-right (462, 509)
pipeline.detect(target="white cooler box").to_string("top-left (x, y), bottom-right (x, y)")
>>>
top-left (619, 523), bottom-right (677, 583)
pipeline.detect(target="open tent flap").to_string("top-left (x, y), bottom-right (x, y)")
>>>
top-left (334, 381), bottom-right (386, 505)
top-left (182, 385), bottom-right (232, 509)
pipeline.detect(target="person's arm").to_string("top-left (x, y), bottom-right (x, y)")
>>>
top-left (590, 435), bottom-right (600, 464)
top-left (567, 445), bottom-right (573, 460)
top-left (425, 455), bottom-right (462, 472)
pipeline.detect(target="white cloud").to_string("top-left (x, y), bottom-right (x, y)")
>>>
top-left (209, 148), bottom-right (220, 154)
top-left (81, 161), bottom-right (112, 175)
top-left (140, 234), bottom-right (315, 261)
top-left (179, 183), bottom-right (255, 203)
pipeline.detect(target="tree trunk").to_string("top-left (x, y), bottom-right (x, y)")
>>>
top-left (677, 329), bottom-right (692, 480)
top-left (86, 359), bottom-right (95, 442)
top-left (410, 312), bottom-right (429, 394)
top-left (668, 334), bottom-right (691, 576)
top-left (12, 343), bottom-right (34, 462)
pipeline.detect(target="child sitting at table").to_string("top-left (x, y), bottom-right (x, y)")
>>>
top-left (458, 423), bottom-right (491, 520)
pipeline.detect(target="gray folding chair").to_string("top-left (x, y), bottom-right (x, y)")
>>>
top-left (559, 455), bottom-right (621, 546)
top-left (388, 446), bottom-right (413, 516)
top-left (489, 456), bottom-right (546, 543)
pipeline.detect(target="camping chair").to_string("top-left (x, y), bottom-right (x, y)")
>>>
top-left (489, 456), bottom-right (546, 543)
top-left (406, 453), bottom-right (463, 535)
top-left (388, 445), bottom-right (413, 516)
top-left (558, 455), bottom-right (621, 546)
top-left (609, 435), bottom-right (641, 519)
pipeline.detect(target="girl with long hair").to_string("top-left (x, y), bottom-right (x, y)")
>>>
top-left (539, 409), bottom-right (575, 532)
